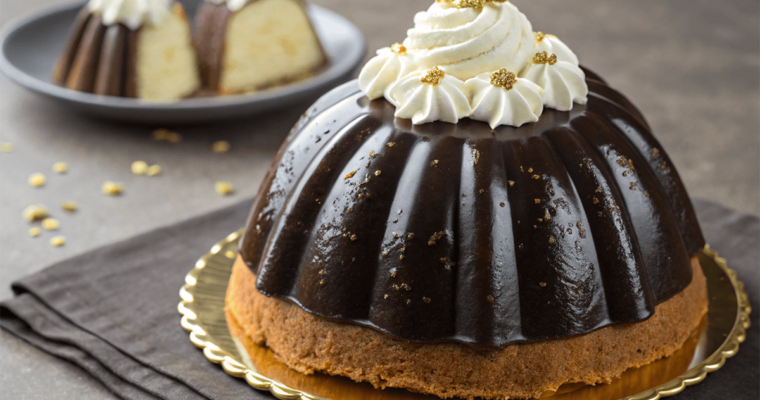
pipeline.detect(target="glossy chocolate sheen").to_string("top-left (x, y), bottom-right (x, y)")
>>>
top-left (52, 6), bottom-right (139, 97)
top-left (240, 70), bottom-right (705, 348)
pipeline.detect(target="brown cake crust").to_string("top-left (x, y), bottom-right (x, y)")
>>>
top-left (226, 256), bottom-right (707, 400)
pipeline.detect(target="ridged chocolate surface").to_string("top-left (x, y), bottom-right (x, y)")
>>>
top-left (52, 6), bottom-right (138, 97)
top-left (240, 71), bottom-right (705, 347)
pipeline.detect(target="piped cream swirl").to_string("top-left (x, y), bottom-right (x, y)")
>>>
top-left (358, 0), bottom-right (588, 127)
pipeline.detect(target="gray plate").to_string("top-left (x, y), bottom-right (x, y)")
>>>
top-left (0, 0), bottom-right (366, 124)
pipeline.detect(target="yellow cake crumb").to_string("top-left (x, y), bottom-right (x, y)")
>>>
top-left (146, 165), bottom-right (162, 176)
top-left (102, 181), bottom-right (124, 196)
top-left (29, 227), bottom-right (41, 238)
top-left (50, 236), bottom-right (66, 247)
top-left (225, 250), bottom-right (236, 259)
top-left (23, 205), bottom-right (49, 222)
top-left (215, 181), bottom-right (234, 196)
top-left (41, 218), bottom-right (60, 231)
top-left (0, 143), bottom-right (13, 153)
top-left (152, 129), bottom-right (181, 143)
top-left (131, 161), bottom-right (148, 175)
top-left (62, 201), bottom-right (78, 212)
top-left (53, 162), bottom-right (68, 173)
top-left (29, 173), bottom-right (45, 187)
top-left (212, 141), bottom-right (231, 153)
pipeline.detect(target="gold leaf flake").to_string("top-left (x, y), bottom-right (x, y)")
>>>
top-left (533, 51), bottom-right (557, 65)
top-left (344, 170), bottom-right (356, 180)
top-left (391, 42), bottom-right (407, 56)
top-left (490, 68), bottom-right (517, 90)
top-left (420, 67), bottom-right (445, 85)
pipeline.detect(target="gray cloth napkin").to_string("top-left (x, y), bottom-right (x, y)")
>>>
top-left (1, 198), bottom-right (757, 400)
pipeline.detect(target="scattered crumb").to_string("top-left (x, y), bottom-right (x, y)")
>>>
top-left (344, 170), bottom-right (356, 180)
top-left (350, 234), bottom-right (357, 241)
top-left (423, 297), bottom-right (431, 304)
top-left (29, 173), bottom-right (46, 187)
top-left (101, 181), bottom-right (124, 196)
top-left (384, 294), bottom-right (389, 299)
top-left (131, 161), bottom-right (148, 175)
top-left (508, 181), bottom-right (515, 187)
top-left (540, 282), bottom-right (547, 287)
top-left (0, 143), bottom-right (13, 153)
top-left (23, 205), bottom-right (49, 222)
top-left (50, 236), bottom-right (66, 247)
top-left (534, 199), bottom-right (541, 204)
top-left (386, 142), bottom-right (397, 148)
top-left (53, 162), bottom-right (68, 174)
top-left (41, 218), bottom-right (59, 231)
top-left (407, 233), bottom-right (414, 239)
top-left (528, 168), bottom-right (534, 173)
top-left (152, 129), bottom-right (181, 143)
top-left (430, 160), bottom-right (439, 167)
top-left (29, 227), bottom-right (41, 238)
top-left (215, 181), bottom-right (234, 196)
top-left (549, 237), bottom-right (555, 244)
top-left (428, 231), bottom-right (444, 246)
top-left (532, 174), bottom-right (540, 180)
top-left (146, 165), bottom-right (162, 176)
top-left (212, 141), bottom-right (231, 153)
top-left (486, 295), bottom-right (494, 303)
top-left (375, 170), bottom-right (381, 176)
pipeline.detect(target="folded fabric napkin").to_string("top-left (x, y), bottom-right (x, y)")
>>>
top-left (1, 198), bottom-right (758, 400)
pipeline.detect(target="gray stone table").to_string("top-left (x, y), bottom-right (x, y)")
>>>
top-left (0, 0), bottom-right (758, 398)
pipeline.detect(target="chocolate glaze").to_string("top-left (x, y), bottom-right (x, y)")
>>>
top-left (239, 71), bottom-right (705, 348)
top-left (52, 6), bottom-right (140, 97)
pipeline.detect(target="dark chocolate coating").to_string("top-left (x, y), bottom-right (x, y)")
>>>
top-left (239, 72), bottom-right (705, 348)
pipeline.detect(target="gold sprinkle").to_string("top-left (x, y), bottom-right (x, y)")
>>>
top-left (146, 165), bottom-right (161, 176)
top-left (344, 170), bottom-right (356, 180)
top-left (520, 166), bottom-right (525, 172)
top-left (423, 297), bottom-right (431, 304)
top-left (399, 255), bottom-right (404, 260)
top-left (629, 182), bottom-right (638, 190)
top-left (535, 31), bottom-right (547, 43)
top-left (652, 148), bottom-right (660, 158)
top-left (534, 199), bottom-right (541, 204)
top-left (387, 142), bottom-right (397, 148)
top-left (490, 68), bottom-right (517, 90)
top-left (661, 161), bottom-right (668, 170)
top-left (384, 294), bottom-right (389, 299)
top-left (549, 237), bottom-right (555, 244)
top-left (428, 231), bottom-right (444, 246)
top-left (320, 280), bottom-right (325, 286)
top-left (53, 162), bottom-right (68, 173)
top-left (101, 181), bottom-right (123, 196)
top-left (596, 186), bottom-right (602, 193)
top-left (369, 150), bottom-right (376, 158)
top-left (479, 189), bottom-right (485, 194)
top-left (538, 218), bottom-right (544, 222)
top-left (225, 250), bottom-right (236, 259)
top-left (420, 67), bottom-right (445, 85)
top-left (528, 168), bottom-right (534, 173)
top-left (644, 190), bottom-right (649, 197)
top-left (500, 202), bottom-right (506, 207)
top-left (375, 170), bottom-right (382, 176)
top-left (390, 42), bottom-right (407, 56)
top-left (617, 156), bottom-right (627, 167)
top-left (430, 160), bottom-right (439, 167)
top-left (508, 181), bottom-right (515, 187)
top-left (50, 236), bottom-right (66, 247)
top-left (540, 282), bottom-right (547, 287)
top-left (383, 251), bottom-right (389, 257)
top-left (29, 227), bottom-right (42, 237)
top-left (0, 142), bottom-right (13, 153)
top-left (532, 174), bottom-right (540, 180)
top-left (407, 233), bottom-right (414, 239)
top-left (440, 258), bottom-right (447, 264)
top-left (471, 149), bottom-right (481, 165)
top-left (350, 234), bottom-right (357, 241)
top-left (393, 232), bottom-right (398, 237)
top-left (152, 129), bottom-right (181, 143)
top-left (406, 299), bottom-right (412, 305)
top-left (598, 211), bottom-right (604, 217)
top-left (23, 205), bottom-right (49, 222)
top-left (401, 247), bottom-right (406, 252)
top-left (212, 141), bottom-right (231, 153)
top-left (544, 212), bottom-right (551, 221)
top-left (41, 218), bottom-right (59, 231)
top-left (215, 181), bottom-right (233, 196)
top-left (593, 197), bottom-right (600, 204)
top-left (486, 295), bottom-right (495, 303)
top-left (132, 161), bottom-right (148, 175)
top-left (533, 51), bottom-right (558, 65)
top-left (29, 173), bottom-right (45, 187)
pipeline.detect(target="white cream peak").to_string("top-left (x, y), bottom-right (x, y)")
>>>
top-left (88, 0), bottom-right (172, 30)
top-left (206, 0), bottom-right (251, 12)
top-left (389, 67), bottom-right (472, 125)
top-left (357, 0), bottom-right (588, 127)
top-left (466, 70), bottom-right (544, 128)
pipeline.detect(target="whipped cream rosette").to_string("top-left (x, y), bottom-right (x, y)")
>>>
top-left (358, 0), bottom-right (589, 127)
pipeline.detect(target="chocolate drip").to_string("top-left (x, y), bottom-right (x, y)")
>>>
top-left (239, 71), bottom-right (704, 348)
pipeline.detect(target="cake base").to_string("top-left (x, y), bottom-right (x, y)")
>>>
top-left (226, 256), bottom-right (707, 400)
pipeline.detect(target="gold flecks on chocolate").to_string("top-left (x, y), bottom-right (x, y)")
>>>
top-left (430, 160), bottom-right (439, 167)
top-left (0, 142), bottom-right (13, 153)
top-left (29, 173), bottom-right (45, 187)
top-left (531, 174), bottom-right (540, 180)
top-left (393, 232), bottom-right (398, 237)
top-left (352, 257), bottom-right (356, 262)
top-left (462, 193), bottom-right (467, 198)
top-left (387, 142), bottom-right (397, 148)
top-left (598, 211), bottom-right (604, 217)
top-left (41, 218), bottom-right (59, 231)
top-left (486, 295), bottom-right (495, 303)
top-left (319, 280), bottom-right (325, 286)
top-left (428, 231), bottom-right (444, 246)
top-left (369, 150), bottom-right (376, 158)
top-left (644, 190), bottom-right (650, 197)
top-left (390, 270), bottom-right (396, 277)
top-left (212, 140), bottom-right (231, 153)
top-left (23, 205), bottom-right (49, 222)
top-left (406, 299), bottom-right (412, 305)
top-left (384, 294), bottom-right (389, 299)
top-left (350, 234), bottom-right (357, 241)
top-left (440, 258), bottom-right (447, 264)
top-left (146, 165), bottom-right (161, 176)
top-left (29, 227), bottom-right (41, 237)
top-left (593, 197), bottom-right (600, 204)
top-left (215, 181), bottom-right (233, 196)
top-left (50, 236), bottom-right (66, 247)
top-left (533, 51), bottom-right (558, 65)
top-left (661, 161), bottom-right (668, 170)
top-left (479, 189), bottom-right (485, 194)
top-left (617, 156), bottom-right (627, 167)
top-left (534, 199), bottom-right (541, 204)
top-left (596, 186), bottom-right (602, 193)
top-left (399, 255), bottom-right (405, 260)
top-left (423, 297), bottom-right (431, 304)
top-left (548, 237), bottom-right (555, 244)
top-left (53, 162), bottom-right (68, 174)
top-left (401, 247), bottom-right (406, 252)
top-left (471, 149), bottom-right (481, 165)
top-left (407, 233), bottom-right (414, 239)
top-left (577, 221), bottom-right (587, 238)
top-left (374, 170), bottom-right (382, 176)
top-left (544, 212), bottom-right (551, 221)
top-left (349, 207), bottom-right (354, 212)
top-left (519, 243), bottom-right (524, 249)
top-left (490, 68), bottom-right (517, 91)
top-left (540, 282), bottom-right (547, 287)
top-left (102, 181), bottom-right (124, 196)
top-left (500, 202), bottom-right (505, 207)
top-left (420, 67), bottom-right (445, 85)
top-left (652, 148), bottom-right (660, 158)
top-left (391, 42), bottom-right (407, 56)
top-left (398, 209), bottom-right (403, 215)
top-left (152, 129), bottom-right (181, 143)
top-left (629, 182), bottom-right (638, 190)
top-left (627, 159), bottom-right (635, 170)
top-left (383, 251), bottom-right (389, 257)
top-left (508, 181), bottom-right (515, 187)
top-left (538, 218), bottom-right (544, 222)
top-left (344, 170), bottom-right (356, 180)
top-left (132, 161), bottom-right (148, 175)
top-left (225, 250), bottom-right (236, 259)
top-left (528, 168), bottom-right (534, 173)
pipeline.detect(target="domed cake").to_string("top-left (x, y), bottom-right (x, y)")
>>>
top-left (194, 0), bottom-right (326, 94)
top-left (52, 0), bottom-right (200, 100)
top-left (226, 1), bottom-right (707, 399)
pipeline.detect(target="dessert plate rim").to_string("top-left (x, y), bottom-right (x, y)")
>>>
top-left (0, 1), bottom-right (366, 124)
top-left (178, 229), bottom-right (751, 400)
